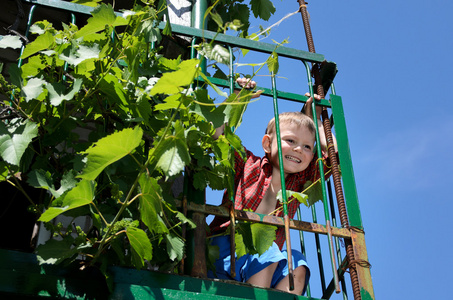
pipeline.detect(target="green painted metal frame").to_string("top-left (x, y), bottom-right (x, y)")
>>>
top-left (8, 1), bottom-right (374, 299)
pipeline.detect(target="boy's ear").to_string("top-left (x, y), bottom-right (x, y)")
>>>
top-left (262, 134), bottom-right (271, 153)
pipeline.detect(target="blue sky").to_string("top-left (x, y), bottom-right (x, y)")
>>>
top-left (208, 0), bottom-right (453, 298)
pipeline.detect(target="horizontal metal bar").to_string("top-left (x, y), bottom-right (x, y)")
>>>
top-left (177, 201), bottom-right (351, 239)
top-left (23, 0), bottom-right (99, 15)
top-left (199, 76), bottom-right (332, 107)
top-left (157, 23), bottom-right (325, 63)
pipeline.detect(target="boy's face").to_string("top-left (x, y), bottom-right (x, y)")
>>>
top-left (262, 123), bottom-right (315, 176)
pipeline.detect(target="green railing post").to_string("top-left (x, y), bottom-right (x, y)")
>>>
top-left (185, 0), bottom-right (209, 278)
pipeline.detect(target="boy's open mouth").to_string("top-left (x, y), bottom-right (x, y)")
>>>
top-left (285, 155), bottom-right (301, 163)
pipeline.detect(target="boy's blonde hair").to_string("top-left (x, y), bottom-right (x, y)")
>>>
top-left (265, 112), bottom-right (316, 137)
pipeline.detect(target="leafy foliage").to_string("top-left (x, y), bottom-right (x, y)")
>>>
top-left (0, 1), bottom-right (268, 279)
top-left (0, 0), bottom-right (287, 288)
top-left (207, 0), bottom-right (276, 36)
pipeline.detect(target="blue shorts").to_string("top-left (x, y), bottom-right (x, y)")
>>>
top-left (207, 236), bottom-right (310, 295)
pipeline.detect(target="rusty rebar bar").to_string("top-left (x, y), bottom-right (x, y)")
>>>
top-left (297, 1), bottom-right (361, 299)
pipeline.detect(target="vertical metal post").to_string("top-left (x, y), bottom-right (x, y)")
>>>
top-left (302, 60), bottom-right (341, 294)
top-left (270, 72), bottom-right (294, 291)
top-left (227, 45), bottom-right (236, 279)
top-left (330, 94), bottom-right (375, 299)
top-left (186, 0), bottom-right (209, 278)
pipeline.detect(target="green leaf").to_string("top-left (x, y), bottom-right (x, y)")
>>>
top-left (224, 91), bottom-right (250, 130)
top-left (150, 59), bottom-right (199, 95)
top-left (0, 119), bottom-right (38, 166)
top-left (27, 169), bottom-right (54, 191)
top-left (210, 11), bottom-right (224, 29)
top-left (38, 180), bottom-right (95, 222)
top-left (235, 222), bottom-right (276, 258)
top-left (98, 73), bottom-right (128, 106)
top-left (136, 19), bottom-right (162, 43)
top-left (28, 169), bottom-right (78, 198)
top-left (153, 124), bottom-right (190, 177)
top-left (22, 78), bottom-right (46, 102)
top-left (276, 189), bottom-right (309, 207)
top-left (47, 78), bottom-right (83, 106)
top-left (165, 233), bottom-right (184, 261)
top-left (59, 44), bottom-right (100, 66)
top-left (36, 236), bottom-right (78, 265)
top-left (126, 227), bottom-right (153, 269)
top-left (251, 223), bottom-right (277, 255)
top-left (197, 43), bottom-right (230, 65)
top-left (20, 31), bottom-right (55, 59)
top-left (0, 35), bottom-right (22, 49)
top-left (224, 125), bottom-right (244, 156)
top-left (198, 72), bottom-right (228, 98)
top-left (191, 89), bottom-right (227, 127)
top-left (74, 4), bottom-right (127, 39)
top-left (304, 180), bottom-right (323, 206)
top-left (78, 127), bottom-right (143, 180)
top-left (138, 174), bottom-right (168, 234)
top-left (250, 0), bottom-right (276, 21)
top-left (175, 211), bottom-right (196, 229)
top-left (154, 93), bottom-right (183, 111)
top-left (8, 64), bottom-right (22, 88)
top-left (266, 52), bottom-right (279, 74)
top-left (0, 161), bottom-right (9, 181)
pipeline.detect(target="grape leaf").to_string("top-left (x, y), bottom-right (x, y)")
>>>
top-left (47, 78), bottom-right (83, 106)
top-left (0, 119), bottom-right (38, 166)
top-left (304, 180), bottom-right (323, 206)
top-left (250, 0), bottom-right (276, 21)
top-left (0, 35), bottom-right (22, 49)
top-left (36, 236), bottom-right (78, 265)
top-left (20, 31), bottom-right (55, 59)
top-left (150, 59), bottom-right (200, 95)
top-left (78, 127), bottom-right (143, 180)
top-left (235, 222), bottom-right (276, 258)
top-left (38, 180), bottom-right (95, 222)
top-left (126, 227), bottom-right (153, 269)
top-left (165, 233), bottom-right (184, 261)
top-left (22, 78), bottom-right (46, 102)
top-left (138, 174), bottom-right (168, 234)
top-left (74, 4), bottom-right (128, 39)
top-left (153, 127), bottom-right (190, 177)
top-left (277, 189), bottom-right (309, 207)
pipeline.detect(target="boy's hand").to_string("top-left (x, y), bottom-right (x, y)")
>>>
top-left (303, 92), bottom-right (323, 120)
top-left (235, 78), bottom-right (263, 99)
top-left (303, 93), bottom-right (338, 152)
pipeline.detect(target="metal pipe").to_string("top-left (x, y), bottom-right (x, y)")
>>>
top-left (297, 1), bottom-right (360, 298)
top-left (271, 71), bottom-right (294, 291)
top-left (302, 58), bottom-right (340, 294)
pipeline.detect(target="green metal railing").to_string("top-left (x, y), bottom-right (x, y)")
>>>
top-left (7, 1), bottom-right (374, 299)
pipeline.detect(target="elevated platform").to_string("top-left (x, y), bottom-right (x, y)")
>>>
top-left (0, 249), bottom-right (320, 299)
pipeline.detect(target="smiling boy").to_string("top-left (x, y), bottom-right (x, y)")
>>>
top-left (208, 80), bottom-right (336, 295)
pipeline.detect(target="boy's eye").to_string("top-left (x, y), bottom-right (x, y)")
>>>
top-left (286, 139), bottom-right (295, 144)
top-left (304, 145), bottom-right (312, 151)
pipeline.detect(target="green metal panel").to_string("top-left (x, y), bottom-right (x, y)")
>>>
top-left (23, 0), bottom-right (101, 15)
top-left (110, 266), bottom-right (323, 300)
top-left (329, 95), bottom-right (363, 228)
top-left (0, 249), bottom-right (108, 299)
top-left (0, 249), bottom-right (322, 300)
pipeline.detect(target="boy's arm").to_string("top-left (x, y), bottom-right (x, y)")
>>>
top-left (303, 93), bottom-right (338, 152)
top-left (213, 78), bottom-right (262, 140)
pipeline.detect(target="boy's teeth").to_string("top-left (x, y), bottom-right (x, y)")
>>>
top-left (285, 155), bottom-right (301, 163)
